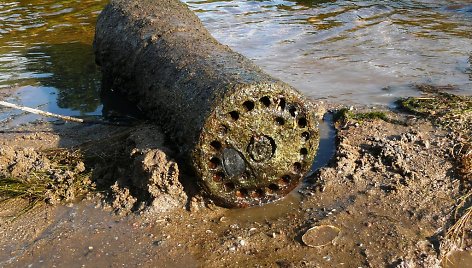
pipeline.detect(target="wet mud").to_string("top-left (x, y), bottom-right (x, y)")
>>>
top-left (0, 91), bottom-right (471, 267)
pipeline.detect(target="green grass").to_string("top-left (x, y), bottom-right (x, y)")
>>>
top-left (399, 93), bottom-right (472, 136)
top-left (0, 149), bottom-right (94, 219)
top-left (334, 108), bottom-right (391, 124)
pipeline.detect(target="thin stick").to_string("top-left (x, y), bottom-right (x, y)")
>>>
top-left (0, 100), bottom-right (84, 123)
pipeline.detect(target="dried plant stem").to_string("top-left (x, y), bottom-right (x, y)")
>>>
top-left (0, 100), bottom-right (84, 123)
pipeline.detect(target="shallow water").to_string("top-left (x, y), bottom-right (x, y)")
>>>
top-left (187, 0), bottom-right (472, 105)
top-left (0, 0), bottom-right (104, 124)
top-left (0, 0), bottom-right (471, 124)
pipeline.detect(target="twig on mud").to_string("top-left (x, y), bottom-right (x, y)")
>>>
top-left (0, 100), bottom-right (134, 126)
top-left (0, 100), bottom-right (85, 123)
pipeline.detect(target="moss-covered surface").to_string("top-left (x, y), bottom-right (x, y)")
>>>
top-left (334, 108), bottom-right (389, 122)
top-left (332, 108), bottom-right (405, 126)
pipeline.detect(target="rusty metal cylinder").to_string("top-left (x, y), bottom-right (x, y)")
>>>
top-left (94, 0), bottom-right (320, 207)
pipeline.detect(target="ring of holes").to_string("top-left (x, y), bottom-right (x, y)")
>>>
top-left (218, 98), bottom-right (310, 198)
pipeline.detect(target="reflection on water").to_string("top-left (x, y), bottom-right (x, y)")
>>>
top-left (0, 0), bottom-right (106, 123)
top-left (186, 0), bottom-right (472, 105)
top-left (25, 43), bottom-right (101, 113)
top-left (0, 0), bottom-right (471, 125)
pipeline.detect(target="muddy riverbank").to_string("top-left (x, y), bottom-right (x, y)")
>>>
top-left (1, 89), bottom-right (470, 267)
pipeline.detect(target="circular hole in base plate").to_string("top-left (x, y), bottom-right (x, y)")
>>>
top-left (268, 183), bottom-right (279, 192)
top-left (300, 148), bottom-right (308, 156)
top-left (260, 96), bottom-right (271, 107)
top-left (209, 157), bottom-right (221, 168)
top-left (293, 162), bottom-right (302, 173)
top-left (229, 111), bottom-right (239, 121)
top-left (224, 182), bottom-right (235, 192)
top-left (298, 117), bottom-right (307, 128)
top-left (243, 101), bottom-right (255, 111)
top-left (236, 188), bottom-right (249, 198)
top-left (210, 140), bottom-right (222, 150)
top-left (275, 117), bottom-right (285, 125)
top-left (213, 172), bottom-right (224, 182)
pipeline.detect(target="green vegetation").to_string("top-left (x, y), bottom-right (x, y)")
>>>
top-left (334, 108), bottom-right (390, 124)
top-left (0, 149), bottom-right (93, 219)
top-left (399, 93), bottom-right (472, 135)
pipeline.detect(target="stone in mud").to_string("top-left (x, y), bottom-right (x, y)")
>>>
top-left (301, 225), bottom-right (340, 248)
top-left (94, 0), bottom-right (320, 207)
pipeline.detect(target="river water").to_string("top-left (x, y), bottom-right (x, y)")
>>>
top-left (0, 0), bottom-right (471, 124)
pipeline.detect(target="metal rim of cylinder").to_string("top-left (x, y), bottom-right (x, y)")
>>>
top-left (195, 84), bottom-right (319, 207)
